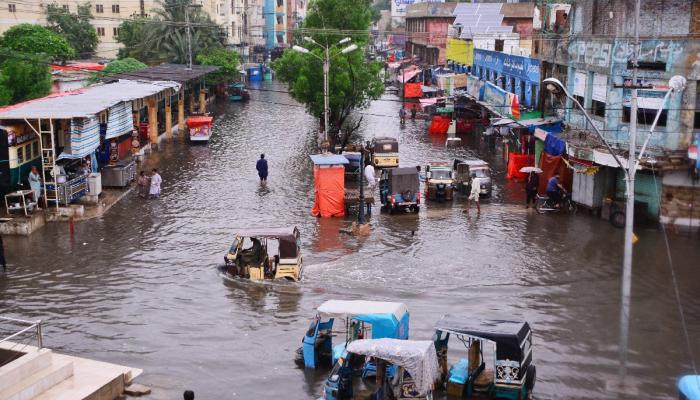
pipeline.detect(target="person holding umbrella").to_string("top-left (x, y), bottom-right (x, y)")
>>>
top-left (525, 170), bottom-right (540, 208)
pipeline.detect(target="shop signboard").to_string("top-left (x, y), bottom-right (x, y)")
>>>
top-left (474, 49), bottom-right (540, 83)
top-left (466, 74), bottom-right (482, 100)
top-left (483, 82), bottom-right (507, 108)
top-left (622, 77), bottom-right (669, 109)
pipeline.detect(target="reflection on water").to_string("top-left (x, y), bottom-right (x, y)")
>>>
top-left (1, 83), bottom-right (698, 399)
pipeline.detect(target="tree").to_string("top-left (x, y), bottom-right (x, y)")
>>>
top-left (273, 0), bottom-right (384, 150)
top-left (196, 47), bottom-right (238, 84)
top-left (91, 57), bottom-right (146, 82)
top-left (116, 0), bottom-right (223, 65)
top-left (46, 3), bottom-right (99, 58)
top-left (0, 23), bottom-right (75, 61)
top-left (0, 55), bottom-right (52, 104)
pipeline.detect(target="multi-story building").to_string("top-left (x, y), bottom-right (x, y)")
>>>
top-left (391, 0), bottom-right (444, 27)
top-left (0, 0), bottom-right (264, 58)
top-left (263, 0), bottom-right (285, 49)
top-left (404, 2), bottom-right (455, 66)
top-left (534, 0), bottom-right (700, 226)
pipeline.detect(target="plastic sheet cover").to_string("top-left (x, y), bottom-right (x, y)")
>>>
top-left (506, 153), bottom-right (534, 181)
top-left (346, 339), bottom-right (439, 396)
top-left (404, 83), bottom-right (423, 98)
top-left (429, 116), bottom-right (451, 135)
top-left (311, 165), bottom-right (345, 217)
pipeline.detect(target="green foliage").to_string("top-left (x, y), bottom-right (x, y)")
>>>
top-left (301, 0), bottom-right (375, 46)
top-left (0, 55), bottom-right (52, 104)
top-left (196, 47), bottom-right (238, 84)
top-left (103, 57), bottom-right (147, 74)
top-left (90, 57), bottom-right (146, 82)
top-left (0, 23), bottom-right (75, 61)
top-left (116, 0), bottom-right (224, 65)
top-left (273, 0), bottom-right (384, 148)
top-left (46, 3), bottom-right (99, 58)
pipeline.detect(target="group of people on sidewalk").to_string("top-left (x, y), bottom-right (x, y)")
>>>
top-left (137, 169), bottom-right (162, 199)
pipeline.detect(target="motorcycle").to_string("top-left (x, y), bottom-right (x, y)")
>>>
top-left (535, 192), bottom-right (577, 214)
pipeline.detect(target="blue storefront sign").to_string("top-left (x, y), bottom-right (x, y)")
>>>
top-left (473, 49), bottom-right (540, 108)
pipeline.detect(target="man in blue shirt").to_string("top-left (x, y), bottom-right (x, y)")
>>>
top-left (546, 172), bottom-right (566, 206)
top-left (256, 153), bottom-right (268, 182)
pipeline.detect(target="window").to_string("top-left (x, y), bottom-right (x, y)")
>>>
top-left (111, 4), bottom-right (119, 12)
top-left (695, 110), bottom-right (700, 129)
top-left (62, 4), bottom-right (69, 10)
top-left (623, 107), bottom-right (666, 127)
top-left (17, 146), bottom-right (24, 164)
top-left (573, 95), bottom-right (585, 106)
top-left (494, 39), bottom-right (504, 52)
top-left (8, 3), bottom-right (16, 12)
top-left (95, 4), bottom-right (103, 13)
top-left (531, 84), bottom-right (538, 108)
top-left (97, 27), bottom-right (105, 36)
top-left (592, 100), bottom-right (605, 118)
top-left (113, 27), bottom-right (119, 36)
top-left (32, 142), bottom-right (38, 159)
top-left (24, 146), bottom-right (30, 161)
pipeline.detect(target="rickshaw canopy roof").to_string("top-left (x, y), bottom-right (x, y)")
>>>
top-left (435, 315), bottom-right (530, 361)
top-left (232, 226), bottom-right (299, 241)
top-left (317, 300), bottom-right (407, 320)
top-left (346, 339), bottom-right (439, 396)
top-left (186, 116), bottom-right (213, 128)
top-left (679, 375), bottom-right (700, 400)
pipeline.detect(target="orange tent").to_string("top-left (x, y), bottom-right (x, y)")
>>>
top-left (404, 83), bottom-right (422, 98)
top-left (311, 165), bottom-right (346, 217)
top-left (429, 116), bottom-right (451, 135)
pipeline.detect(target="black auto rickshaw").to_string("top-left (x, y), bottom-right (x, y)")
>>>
top-left (379, 167), bottom-right (420, 213)
top-left (433, 315), bottom-right (536, 400)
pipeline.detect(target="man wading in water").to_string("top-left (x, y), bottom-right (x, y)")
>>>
top-left (256, 154), bottom-right (268, 183)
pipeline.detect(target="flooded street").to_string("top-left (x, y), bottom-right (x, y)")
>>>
top-left (2, 82), bottom-right (699, 399)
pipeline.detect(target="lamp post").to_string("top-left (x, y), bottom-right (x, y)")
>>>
top-left (292, 37), bottom-right (358, 148)
top-left (543, 74), bottom-right (686, 372)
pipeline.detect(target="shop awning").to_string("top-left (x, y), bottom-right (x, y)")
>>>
top-left (387, 62), bottom-right (401, 69)
top-left (421, 85), bottom-right (438, 93)
top-left (105, 101), bottom-right (133, 139)
top-left (419, 97), bottom-right (446, 107)
top-left (58, 116), bottom-right (100, 160)
top-left (0, 80), bottom-right (180, 120)
top-left (399, 69), bottom-right (422, 83)
top-left (310, 154), bottom-right (349, 165)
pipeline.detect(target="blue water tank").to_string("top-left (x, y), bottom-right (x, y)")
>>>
top-left (248, 66), bottom-right (262, 82)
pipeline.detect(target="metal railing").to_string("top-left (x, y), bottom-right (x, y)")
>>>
top-left (0, 316), bottom-right (43, 350)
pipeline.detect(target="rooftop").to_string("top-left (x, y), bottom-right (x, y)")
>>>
top-left (501, 3), bottom-right (536, 19)
top-left (106, 64), bottom-right (219, 84)
top-left (406, 2), bottom-right (456, 19)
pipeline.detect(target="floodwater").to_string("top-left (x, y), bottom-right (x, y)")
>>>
top-left (1, 82), bottom-right (699, 400)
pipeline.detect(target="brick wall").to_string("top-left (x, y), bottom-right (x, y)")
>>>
top-left (692, 0), bottom-right (700, 34)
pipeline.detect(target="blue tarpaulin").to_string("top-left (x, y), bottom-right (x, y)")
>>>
top-left (544, 133), bottom-right (566, 156)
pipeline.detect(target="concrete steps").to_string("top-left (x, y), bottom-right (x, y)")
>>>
top-left (0, 343), bottom-right (142, 400)
top-left (0, 351), bottom-right (74, 400)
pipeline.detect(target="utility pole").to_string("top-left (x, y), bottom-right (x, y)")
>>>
top-left (323, 46), bottom-right (330, 145)
top-left (620, 0), bottom-right (641, 381)
top-left (185, 3), bottom-right (192, 70)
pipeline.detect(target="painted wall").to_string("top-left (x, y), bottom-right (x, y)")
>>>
top-left (446, 38), bottom-right (474, 66)
top-left (472, 48), bottom-right (540, 108)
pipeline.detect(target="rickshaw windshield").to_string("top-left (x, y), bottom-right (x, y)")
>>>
top-left (431, 170), bottom-right (451, 180)
top-left (473, 168), bottom-right (489, 178)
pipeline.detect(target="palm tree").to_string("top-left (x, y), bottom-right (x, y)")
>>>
top-left (123, 0), bottom-right (223, 64)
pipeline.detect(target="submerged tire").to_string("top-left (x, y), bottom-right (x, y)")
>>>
top-left (525, 364), bottom-right (536, 392)
top-left (611, 211), bottom-right (626, 228)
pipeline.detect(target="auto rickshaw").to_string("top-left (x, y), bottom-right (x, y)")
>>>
top-left (227, 82), bottom-right (250, 101)
top-left (379, 167), bottom-right (420, 213)
top-left (370, 137), bottom-right (399, 168)
top-left (322, 338), bottom-right (440, 400)
top-left (295, 300), bottom-right (410, 369)
top-left (425, 162), bottom-right (454, 202)
top-left (453, 159), bottom-right (492, 197)
top-left (224, 226), bottom-right (302, 281)
top-left (433, 315), bottom-right (536, 400)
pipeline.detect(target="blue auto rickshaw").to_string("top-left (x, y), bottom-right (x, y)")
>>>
top-left (295, 300), bottom-right (410, 369)
top-left (680, 375), bottom-right (700, 400)
top-left (433, 315), bottom-right (536, 400)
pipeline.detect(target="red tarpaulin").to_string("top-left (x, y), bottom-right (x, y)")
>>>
top-left (456, 118), bottom-right (488, 134)
top-left (506, 153), bottom-right (534, 181)
top-left (311, 166), bottom-right (345, 217)
top-left (429, 116), bottom-right (451, 135)
top-left (404, 83), bottom-right (422, 98)
top-left (538, 153), bottom-right (572, 194)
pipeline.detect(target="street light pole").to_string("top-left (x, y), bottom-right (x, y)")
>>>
top-left (185, 3), bottom-right (192, 70)
top-left (544, 72), bottom-right (686, 384)
top-left (293, 37), bottom-right (358, 151)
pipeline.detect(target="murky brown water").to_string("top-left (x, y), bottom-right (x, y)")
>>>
top-left (1, 82), bottom-right (699, 399)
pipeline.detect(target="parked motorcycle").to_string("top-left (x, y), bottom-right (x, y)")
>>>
top-left (535, 192), bottom-right (577, 214)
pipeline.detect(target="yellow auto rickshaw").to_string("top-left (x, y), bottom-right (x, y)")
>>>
top-left (224, 226), bottom-right (303, 281)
